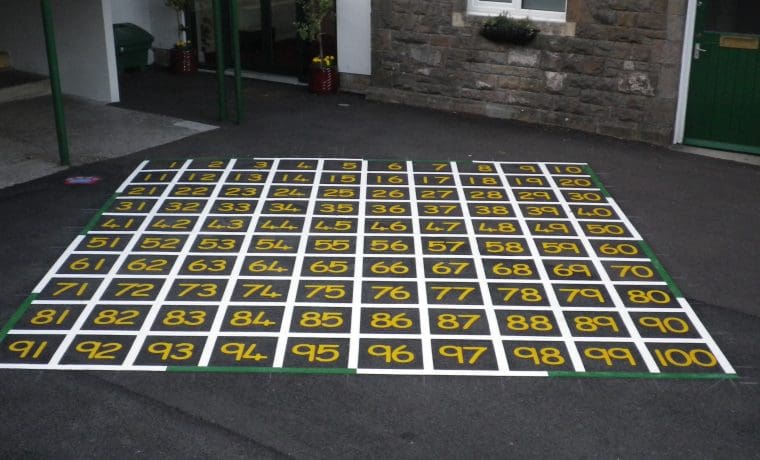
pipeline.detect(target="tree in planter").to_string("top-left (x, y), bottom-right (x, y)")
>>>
top-left (165, 0), bottom-right (197, 73)
top-left (165, 0), bottom-right (190, 46)
top-left (295, 0), bottom-right (335, 69)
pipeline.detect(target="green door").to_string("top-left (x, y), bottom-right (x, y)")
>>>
top-left (684, 0), bottom-right (760, 155)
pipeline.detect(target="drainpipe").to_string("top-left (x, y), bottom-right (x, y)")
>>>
top-left (40, 0), bottom-right (70, 166)
top-left (212, 0), bottom-right (227, 121)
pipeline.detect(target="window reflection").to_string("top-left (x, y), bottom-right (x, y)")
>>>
top-left (706, 0), bottom-right (760, 35)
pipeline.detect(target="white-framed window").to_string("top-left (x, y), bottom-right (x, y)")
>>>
top-left (467, 0), bottom-right (567, 22)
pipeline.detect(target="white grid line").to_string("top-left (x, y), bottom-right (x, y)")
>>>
top-left (494, 162), bottom-right (586, 371)
top-left (539, 164), bottom-right (658, 373)
top-left (0, 158), bottom-right (734, 378)
top-left (405, 161), bottom-right (433, 371)
top-left (121, 160), bottom-right (235, 367)
top-left (451, 161), bottom-right (509, 373)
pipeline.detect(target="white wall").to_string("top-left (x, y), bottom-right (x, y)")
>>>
top-left (58, 0), bottom-right (119, 102)
top-left (336, 0), bottom-right (371, 75)
top-left (150, 0), bottom-right (181, 49)
top-left (111, 0), bottom-right (152, 31)
top-left (0, 0), bottom-right (119, 102)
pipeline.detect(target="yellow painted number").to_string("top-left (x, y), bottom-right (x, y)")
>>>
top-left (51, 282), bottom-right (90, 297)
top-left (220, 343), bottom-right (268, 361)
top-left (558, 288), bottom-right (605, 304)
top-left (369, 239), bottom-right (409, 252)
top-left (430, 286), bottom-right (475, 301)
top-left (370, 312), bottom-right (413, 329)
top-left (497, 287), bottom-right (543, 302)
top-left (370, 261), bottom-right (410, 275)
top-left (247, 259), bottom-right (288, 273)
top-left (367, 345), bottom-right (415, 364)
top-left (491, 263), bottom-right (533, 277)
top-left (609, 265), bottom-right (654, 279)
top-left (30, 309), bottom-right (72, 325)
top-left (291, 344), bottom-right (340, 362)
top-left (638, 316), bottom-right (689, 334)
top-left (74, 341), bottom-right (122, 360)
top-left (229, 311), bottom-right (277, 327)
top-left (438, 345), bottom-right (487, 364)
top-left (584, 347), bottom-right (636, 366)
top-left (241, 284), bottom-right (283, 299)
top-left (187, 259), bottom-right (228, 272)
top-left (308, 260), bottom-right (349, 274)
top-left (147, 342), bottom-right (194, 361)
top-left (506, 314), bottom-right (553, 331)
top-left (573, 315), bottom-right (619, 333)
top-left (8, 340), bottom-right (48, 359)
top-left (370, 285), bottom-right (412, 301)
top-left (162, 310), bottom-right (206, 326)
top-left (176, 283), bottom-right (218, 298)
top-left (299, 311), bottom-right (344, 328)
top-left (93, 309), bottom-right (140, 325)
top-left (653, 348), bottom-right (717, 368)
top-left (67, 257), bottom-right (107, 271)
top-left (303, 284), bottom-right (346, 300)
top-left (436, 313), bottom-right (480, 330)
top-left (431, 262), bottom-right (470, 275)
top-left (627, 289), bottom-right (672, 304)
top-left (513, 347), bottom-right (565, 365)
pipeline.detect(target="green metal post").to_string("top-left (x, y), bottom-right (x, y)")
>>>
top-left (212, 0), bottom-right (227, 121)
top-left (40, 0), bottom-right (70, 166)
top-left (229, 0), bottom-right (243, 124)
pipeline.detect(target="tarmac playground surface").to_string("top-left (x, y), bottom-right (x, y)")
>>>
top-left (0, 71), bottom-right (757, 457)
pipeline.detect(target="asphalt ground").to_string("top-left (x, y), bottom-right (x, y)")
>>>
top-left (0, 69), bottom-right (758, 458)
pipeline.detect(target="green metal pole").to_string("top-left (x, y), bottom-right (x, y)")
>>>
top-left (40, 0), bottom-right (70, 166)
top-left (212, 0), bottom-right (227, 121)
top-left (229, 0), bottom-right (243, 124)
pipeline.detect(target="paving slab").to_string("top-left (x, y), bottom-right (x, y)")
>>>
top-left (0, 94), bottom-right (216, 189)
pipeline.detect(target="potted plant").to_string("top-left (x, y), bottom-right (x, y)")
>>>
top-left (165, 0), bottom-right (197, 73)
top-left (295, 0), bottom-right (338, 94)
top-left (480, 13), bottom-right (539, 45)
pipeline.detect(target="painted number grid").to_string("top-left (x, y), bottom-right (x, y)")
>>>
top-left (0, 158), bottom-right (736, 378)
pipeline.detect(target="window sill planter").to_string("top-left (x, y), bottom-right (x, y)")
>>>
top-left (480, 17), bottom-right (539, 45)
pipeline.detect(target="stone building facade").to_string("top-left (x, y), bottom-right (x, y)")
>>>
top-left (366, 0), bottom-right (688, 145)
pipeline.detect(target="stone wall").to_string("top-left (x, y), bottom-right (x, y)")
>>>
top-left (368, 0), bottom-right (688, 144)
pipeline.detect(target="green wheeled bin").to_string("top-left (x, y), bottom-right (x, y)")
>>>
top-left (113, 23), bottom-right (154, 72)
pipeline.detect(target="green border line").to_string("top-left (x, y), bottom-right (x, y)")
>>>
top-left (549, 371), bottom-right (737, 380)
top-left (582, 165), bottom-right (612, 198)
top-left (167, 366), bottom-right (356, 375)
top-left (80, 193), bottom-right (119, 235)
top-left (636, 239), bottom-right (684, 298)
top-left (0, 293), bottom-right (37, 345)
top-left (584, 164), bottom-right (684, 297)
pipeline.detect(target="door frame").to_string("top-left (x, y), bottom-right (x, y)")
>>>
top-left (673, 0), bottom-right (698, 145)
